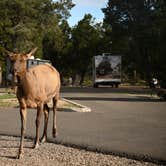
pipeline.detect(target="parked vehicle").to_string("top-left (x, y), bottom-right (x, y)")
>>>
top-left (92, 53), bottom-right (122, 88)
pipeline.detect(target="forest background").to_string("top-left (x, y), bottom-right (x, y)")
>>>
top-left (0, 0), bottom-right (165, 87)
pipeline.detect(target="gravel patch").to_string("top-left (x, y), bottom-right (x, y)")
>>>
top-left (0, 135), bottom-right (158, 166)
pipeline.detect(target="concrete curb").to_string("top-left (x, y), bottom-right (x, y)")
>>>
top-left (62, 98), bottom-right (91, 113)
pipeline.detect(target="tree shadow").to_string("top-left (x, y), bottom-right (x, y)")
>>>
top-left (0, 155), bottom-right (17, 159)
top-left (65, 96), bottom-right (162, 102)
top-left (61, 86), bottom-right (152, 94)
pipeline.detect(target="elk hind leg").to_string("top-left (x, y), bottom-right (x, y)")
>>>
top-left (41, 103), bottom-right (50, 143)
top-left (34, 103), bottom-right (43, 149)
top-left (52, 97), bottom-right (58, 138)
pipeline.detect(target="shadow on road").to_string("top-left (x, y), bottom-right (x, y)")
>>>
top-left (65, 96), bottom-right (161, 102)
top-left (61, 86), bottom-right (153, 95)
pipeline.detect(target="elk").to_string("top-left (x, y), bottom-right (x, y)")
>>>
top-left (7, 48), bottom-right (61, 159)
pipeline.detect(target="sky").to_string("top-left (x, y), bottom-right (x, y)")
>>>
top-left (68, 0), bottom-right (108, 26)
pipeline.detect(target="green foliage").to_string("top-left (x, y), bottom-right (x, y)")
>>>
top-left (71, 14), bottom-right (102, 84)
top-left (102, 0), bottom-right (166, 84)
top-left (43, 13), bottom-right (105, 85)
top-left (0, 0), bottom-right (75, 83)
top-left (0, 0), bottom-right (74, 53)
top-left (54, 0), bottom-right (75, 20)
top-left (0, 0), bottom-right (165, 87)
top-left (1, 1), bottom-right (39, 52)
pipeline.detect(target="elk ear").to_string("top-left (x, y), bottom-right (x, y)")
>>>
top-left (5, 50), bottom-right (17, 60)
top-left (27, 47), bottom-right (38, 59)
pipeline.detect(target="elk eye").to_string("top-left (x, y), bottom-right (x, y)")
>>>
top-left (11, 59), bottom-right (16, 62)
top-left (19, 59), bottom-right (24, 63)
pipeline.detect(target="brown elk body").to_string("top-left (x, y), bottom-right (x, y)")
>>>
top-left (7, 48), bottom-right (61, 159)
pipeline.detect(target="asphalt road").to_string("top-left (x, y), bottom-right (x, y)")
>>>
top-left (0, 86), bottom-right (166, 164)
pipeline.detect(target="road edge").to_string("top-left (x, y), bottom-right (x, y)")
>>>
top-left (62, 98), bottom-right (91, 112)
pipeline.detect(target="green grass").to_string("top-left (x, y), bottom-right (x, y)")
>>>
top-left (0, 93), bottom-right (17, 107)
top-left (0, 93), bottom-right (78, 109)
top-left (0, 93), bottom-right (16, 99)
top-left (0, 102), bottom-right (17, 107)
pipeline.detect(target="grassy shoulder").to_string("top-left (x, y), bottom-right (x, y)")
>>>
top-left (0, 92), bottom-right (77, 109)
top-left (0, 93), bottom-right (16, 99)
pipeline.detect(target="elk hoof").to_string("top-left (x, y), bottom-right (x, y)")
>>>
top-left (52, 128), bottom-right (57, 138)
top-left (16, 153), bottom-right (23, 159)
top-left (34, 142), bottom-right (39, 149)
top-left (40, 136), bottom-right (47, 143)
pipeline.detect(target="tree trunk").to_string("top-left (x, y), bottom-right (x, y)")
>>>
top-left (79, 72), bottom-right (85, 86)
top-left (72, 74), bottom-right (76, 86)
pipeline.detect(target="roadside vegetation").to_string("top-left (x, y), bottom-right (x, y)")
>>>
top-left (0, 93), bottom-right (15, 100)
top-left (0, 89), bottom-right (76, 109)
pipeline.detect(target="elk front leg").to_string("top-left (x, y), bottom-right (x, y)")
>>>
top-left (34, 104), bottom-right (43, 149)
top-left (17, 107), bottom-right (27, 159)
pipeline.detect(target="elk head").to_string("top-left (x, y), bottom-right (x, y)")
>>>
top-left (6, 48), bottom-right (38, 79)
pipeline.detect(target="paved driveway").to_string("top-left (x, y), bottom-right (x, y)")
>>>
top-left (61, 87), bottom-right (166, 162)
top-left (0, 87), bottom-right (166, 163)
